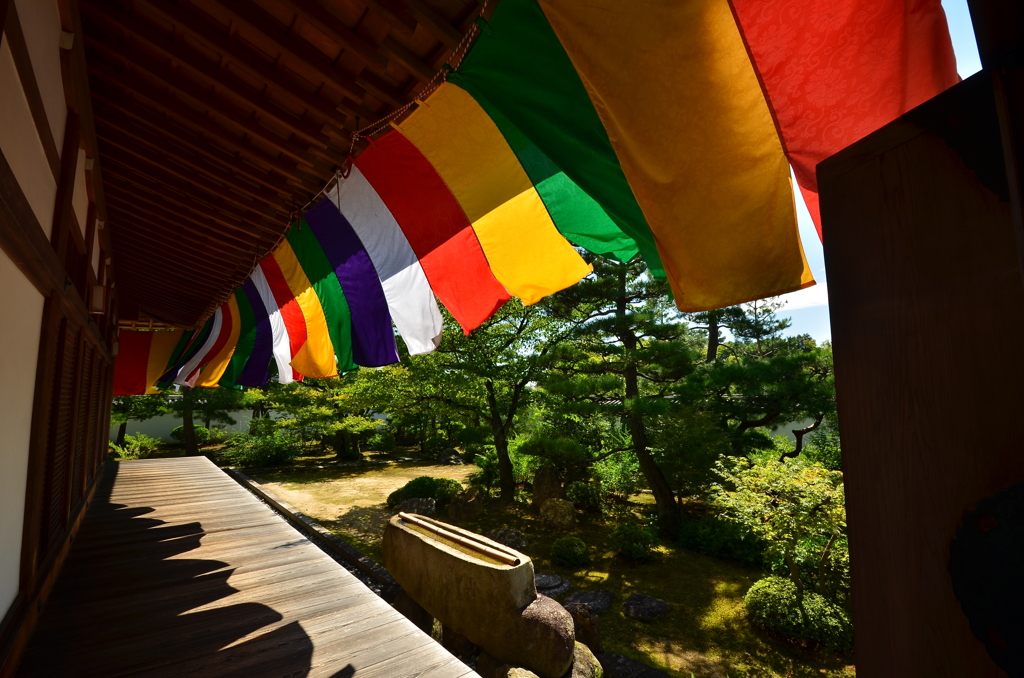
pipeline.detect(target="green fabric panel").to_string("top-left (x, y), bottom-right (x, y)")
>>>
top-left (221, 287), bottom-right (257, 387)
top-left (454, 0), bottom-right (663, 276)
top-left (467, 89), bottom-right (639, 263)
top-left (286, 220), bottom-right (357, 373)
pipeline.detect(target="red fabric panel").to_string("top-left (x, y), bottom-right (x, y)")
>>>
top-left (113, 331), bottom-right (152, 396)
top-left (731, 0), bottom-right (959, 237)
top-left (354, 130), bottom-right (510, 334)
top-left (260, 255), bottom-right (306, 381)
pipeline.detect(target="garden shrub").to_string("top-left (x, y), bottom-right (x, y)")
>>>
top-left (550, 536), bottom-right (590, 568)
top-left (593, 450), bottom-right (643, 499)
top-left (248, 417), bottom-right (278, 437)
top-left (609, 520), bottom-right (659, 561)
top-left (678, 516), bottom-right (764, 566)
top-left (744, 576), bottom-right (853, 653)
top-left (170, 425), bottom-right (210, 445)
top-left (387, 476), bottom-right (464, 508)
top-left (110, 433), bottom-right (160, 460)
top-left (364, 430), bottom-right (395, 452)
top-left (221, 431), bottom-right (302, 467)
top-left (565, 481), bottom-right (602, 514)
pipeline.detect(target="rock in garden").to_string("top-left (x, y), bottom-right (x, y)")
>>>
top-left (540, 498), bottom-right (576, 529)
top-left (621, 594), bottom-right (670, 621)
top-left (438, 448), bottom-right (464, 465)
top-left (448, 486), bottom-right (484, 522)
top-left (510, 595), bottom-right (576, 678)
top-left (532, 464), bottom-right (565, 510)
top-left (535, 573), bottom-right (572, 598)
top-left (476, 651), bottom-right (511, 678)
top-left (569, 641), bottom-right (603, 678)
top-left (486, 527), bottom-right (530, 552)
top-left (395, 497), bottom-right (436, 516)
top-left (507, 669), bottom-right (541, 678)
top-left (595, 653), bottom-right (670, 678)
top-left (563, 590), bottom-right (613, 614)
top-left (564, 603), bottom-right (603, 655)
top-left (441, 625), bottom-right (479, 659)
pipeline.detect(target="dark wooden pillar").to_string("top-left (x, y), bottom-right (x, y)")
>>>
top-left (819, 71), bottom-right (1024, 676)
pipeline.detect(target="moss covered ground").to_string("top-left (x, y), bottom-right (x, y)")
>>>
top-left (248, 450), bottom-right (855, 678)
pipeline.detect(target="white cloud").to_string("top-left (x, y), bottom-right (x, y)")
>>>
top-left (778, 280), bottom-right (830, 311)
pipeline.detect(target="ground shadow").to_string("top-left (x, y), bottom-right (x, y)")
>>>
top-left (16, 463), bottom-right (315, 678)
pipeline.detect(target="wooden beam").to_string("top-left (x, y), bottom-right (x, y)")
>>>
top-left (86, 61), bottom-right (320, 187)
top-left (356, 70), bottom-right (409, 108)
top-left (361, 0), bottom-right (416, 38)
top-left (49, 113), bottom-right (81, 266)
top-left (3, 2), bottom-right (61, 180)
top-left (82, 2), bottom-right (331, 148)
top-left (288, 0), bottom-right (389, 71)
top-left (381, 36), bottom-right (435, 83)
top-left (406, 0), bottom-right (463, 49)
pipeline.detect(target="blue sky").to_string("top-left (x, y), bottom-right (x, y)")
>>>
top-left (777, 0), bottom-right (982, 342)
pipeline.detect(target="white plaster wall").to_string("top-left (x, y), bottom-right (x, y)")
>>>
top-left (0, 41), bottom-right (56, 237)
top-left (91, 227), bottom-right (100, 279)
top-left (72, 149), bottom-right (88, 237)
top-left (15, 0), bottom-right (67, 154)
top-left (0, 250), bottom-right (45, 621)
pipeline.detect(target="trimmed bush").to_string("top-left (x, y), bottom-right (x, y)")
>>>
top-left (387, 476), bottom-right (464, 508)
top-left (221, 431), bottom-right (302, 467)
top-left (609, 521), bottom-right (659, 561)
top-left (678, 517), bottom-right (764, 566)
top-left (744, 576), bottom-right (853, 653)
top-left (170, 425), bottom-right (210, 445)
top-left (565, 481), bottom-right (602, 514)
top-left (550, 537), bottom-right (590, 568)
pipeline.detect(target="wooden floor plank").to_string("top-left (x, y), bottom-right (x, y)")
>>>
top-left (15, 458), bottom-right (477, 678)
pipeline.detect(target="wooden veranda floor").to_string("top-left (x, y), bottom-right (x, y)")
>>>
top-left (16, 457), bottom-right (477, 678)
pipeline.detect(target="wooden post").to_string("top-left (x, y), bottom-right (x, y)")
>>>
top-left (819, 71), bottom-right (1024, 676)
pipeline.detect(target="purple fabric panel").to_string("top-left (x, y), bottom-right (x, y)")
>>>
top-left (305, 199), bottom-right (399, 367)
top-left (237, 278), bottom-right (273, 386)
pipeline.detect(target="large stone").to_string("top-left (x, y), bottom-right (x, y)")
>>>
top-left (448, 486), bottom-right (485, 522)
top-left (621, 594), bottom-right (670, 621)
top-left (569, 642), bottom-right (603, 678)
top-left (395, 497), bottom-right (436, 516)
top-left (564, 603), bottom-right (603, 655)
top-left (383, 515), bottom-right (573, 678)
top-left (563, 590), bottom-right (613, 614)
top-left (438, 448), bottom-right (464, 465)
top-left (507, 670), bottom-right (541, 678)
top-left (486, 527), bottom-right (530, 551)
top-left (532, 465), bottom-right (565, 511)
top-left (535, 573), bottom-right (572, 598)
top-left (541, 498), bottom-right (576, 529)
top-left (477, 651), bottom-right (510, 678)
top-left (441, 625), bottom-right (479, 659)
top-left (595, 653), bottom-right (670, 678)
top-left (392, 588), bottom-right (433, 634)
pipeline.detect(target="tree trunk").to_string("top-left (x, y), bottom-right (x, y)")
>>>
top-left (706, 315), bottom-right (720, 362)
top-left (181, 386), bottom-right (200, 456)
top-left (616, 262), bottom-right (681, 537)
top-left (783, 414), bottom-right (824, 461)
top-left (116, 421), bottom-right (128, 447)
top-left (485, 381), bottom-right (516, 502)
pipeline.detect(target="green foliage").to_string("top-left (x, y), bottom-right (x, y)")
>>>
top-left (565, 480), bottom-right (602, 513)
top-left (744, 576), bottom-right (853, 653)
top-left (110, 394), bottom-right (172, 425)
top-left (171, 425), bottom-right (210, 445)
top-left (677, 516), bottom-right (764, 566)
top-left (803, 413), bottom-right (842, 471)
top-left (593, 450), bottom-right (643, 499)
top-left (710, 455), bottom-right (846, 597)
top-left (550, 536), bottom-right (590, 568)
top-left (469, 443), bottom-right (541, 491)
top-left (248, 417), bottom-right (278, 437)
top-left (364, 429), bottom-right (395, 452)
top-left (110, 433), bottom-right (160, 460)
top-left (221, 431), bottom-right (303, 467)
top-left (609, 520), bottom-right (660, 561)
top-left (386, 476), bottom-right (464, 508)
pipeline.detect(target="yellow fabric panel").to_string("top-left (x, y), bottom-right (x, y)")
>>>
top-left (197, 295), bottom-right (241, 387)
top-left (538, 0), bottom-right (814, 311)
top-left (397, 82), bottom-right (591, 304)
top-left (144, 331), bottom-right (184, 394)
top-left (272, 241), bottom-right (338, 379)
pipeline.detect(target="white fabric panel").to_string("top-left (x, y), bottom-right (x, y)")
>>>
top-left (175, 308), bottom-right (223, 388)
top-left (250, 265), bottom-right (294, 384)
top-left (73, 150), bottom-right (88, 238)
top-left (14, 0), bottom-right (67, 153)
top-left (328, 167), bottom-right (443, 355)
top-left (0, 42), bottom-right (56, 237)
top-left (0, 249), bottom-right (45, 620)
